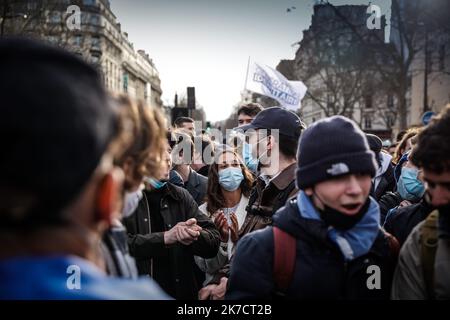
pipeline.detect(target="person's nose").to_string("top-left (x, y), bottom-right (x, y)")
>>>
top-left (346, 175), bottom-right (363, 196)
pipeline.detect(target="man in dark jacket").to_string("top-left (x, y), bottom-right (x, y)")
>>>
top-left (238, 107), bottom-right (306, 233)
top-left (123, 146), bottom-right (220, 300)
top-left (199, 108), bottom-right (306, 299)
top-left (227, 116), bottom-right (398, 300)
top-left (366, 134), bottom-right (396, 201)
top-left (170, 131), bottom-right (208, 205)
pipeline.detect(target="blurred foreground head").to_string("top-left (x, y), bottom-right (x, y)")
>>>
top-left (0, 38), bottom-right (121, 258)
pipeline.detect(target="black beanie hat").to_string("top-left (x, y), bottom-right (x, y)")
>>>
top-left (296, 116), bottom-right (377, 190)
top-left (0, 38), bottom-right (118, 228)
top-left (365, 134), bottom-right (383, 155)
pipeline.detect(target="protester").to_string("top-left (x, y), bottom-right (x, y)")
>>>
top-left (239, 107), bottom-right (305, 232)
top-left (195, 146), bottom-right (254, 300)
top-left (171, 131), bottom-right (208, 205)
top-left (237, 103), bottom-right (263, 127)
top-left (379, 132), bottom-right (421, 222)
top-left (101, 94), bottom-right (167, 279)
top-left (382, 148), bottom-right (433, 246)
top-left (123, 140), bottom-right (220, 299)
top-left (226, 116), bottom-right (398, 299)
top-left (174, 117), bottom-right (196, 135)
top-left (392, 105), bottom-right (450, 299)
top-left (0, 38), bottom-right (168, 299)
top-left (199, 107), bottom-right (306, 298)
top-left (392, 127), bottom-right (421, 165)
top-left (191, 135), bottom-right (215, 177)
top-left (366, 134), bottom-right (396, 201)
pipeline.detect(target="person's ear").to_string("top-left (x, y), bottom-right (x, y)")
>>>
top-left (122, 157), bottom-right (135, 178)
top-left (95, 168), bottom-right (123, 226)
top-left (304, 187), bottom-right (314, 196)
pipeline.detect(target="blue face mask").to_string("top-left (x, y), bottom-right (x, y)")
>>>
top-left (397, 167), bottom-right (425, 201)
top-left (144, 177), bottom-right (167, 190)
top-left (219, 167), bottom-right (244, 191)
top-left (242, 142), bottom-right (258, 173)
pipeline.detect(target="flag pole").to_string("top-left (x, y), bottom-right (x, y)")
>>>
top-left (243, 56), bottom-right (251, 92)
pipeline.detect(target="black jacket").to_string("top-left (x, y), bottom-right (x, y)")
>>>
top-left (242, 163), bottom-right (298, 235)
top-left (226, 199), bottom-right (397, 300)
top-left (123, 183), bottom-right (220, 299)
top-left (384, 200), bottom-right (433, 246)
top-left (372, 163), bottom-right (396, 201)
top-left (185, 169), bottom-right (208, 205)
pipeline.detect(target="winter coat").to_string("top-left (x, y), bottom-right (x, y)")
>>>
top-left (384, 200), bottom-right (433, 246)
top-left (372, 152), bottom-right (396, 201)
top-left (391, 208), bottom-right (450, 300)
top-left (123, 182), bottom-right (220, 299)
top-left (185, 168), bottom-right (208, 205)
top-left (226, 197), bottom-right (398, 300)
top-left (195, 195), bottom-right (249, 286)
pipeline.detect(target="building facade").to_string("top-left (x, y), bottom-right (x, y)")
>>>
top-left (0, 0), bottom-right (163, 108)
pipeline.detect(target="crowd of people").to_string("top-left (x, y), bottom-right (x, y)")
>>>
top-left (1, 38), bottom-right (449, 300)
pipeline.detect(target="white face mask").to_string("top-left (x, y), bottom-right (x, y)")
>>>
top-left (122, 186), bottom-right (144, 218)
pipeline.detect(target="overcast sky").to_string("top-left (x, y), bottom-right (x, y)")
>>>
top-left (110, 0), bottom-right (391, 122)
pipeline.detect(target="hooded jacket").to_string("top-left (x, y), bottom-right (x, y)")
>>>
top-left (372, 152), bottom-right (396, 201)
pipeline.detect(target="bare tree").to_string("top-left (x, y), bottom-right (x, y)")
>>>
top-left (294, 5), bottom-right (384, 127)
top-left (323, 0), bottom-right (450, 130)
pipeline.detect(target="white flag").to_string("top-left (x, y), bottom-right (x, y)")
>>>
top-left (245, 61), bottom-right (307, 111)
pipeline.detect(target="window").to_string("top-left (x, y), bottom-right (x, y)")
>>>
top-left (73, 35), bottom-right (82, 46)
top-left (91, 55), bottom-right (99, 64)
top-left (83, 0), bottom-right (96, 5)
top-left (27, 1), bottom-right (38, 10)
top-left (439, 44), bottom-right (446, 71)
top-left (364, 116), bottom-right (372, 129)
top-left (388, 114), bottom-right (395, 128)
top-left (48, 36), bottom-right (58, 44)
top-left (90, 14), bottom-right (100, 26)
top-left (387, 94), bottom-right (394, 109)
top-left (364, 95), bottom-right (373, 110)
top-left (49, 12), bottom-right (61, 23)
top-left (91, 36), bottom-right (100, 47)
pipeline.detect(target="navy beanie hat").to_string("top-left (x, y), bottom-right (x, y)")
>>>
top-left (296, 116), bottom-right (378, 189)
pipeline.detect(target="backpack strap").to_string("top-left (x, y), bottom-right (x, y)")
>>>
top-left (273, 226), bottom-right (296, 293)
top-left (420, 210), bottom-right (439, 299)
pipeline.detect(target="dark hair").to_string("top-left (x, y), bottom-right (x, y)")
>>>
top-left (410, 105), bottom-right (450, 174)
top-left (396, 130), bottom-right (407, 143)
top-left (174, 117), bottom-right (194, 127)
top-left (167, 131), bottom-right (177, 149)
top-left (264, 129), bottom-right (299, 159)
top-left (194, 135), bottom-right (215, 163)
top-left (393, 127), bottom-right (421, 164)
top-left (206, 149), bottom-right (254, 215)
top-left (171, 131), bottom-right (195, 163)
top-left (237, 103), bottom-right (263, 117)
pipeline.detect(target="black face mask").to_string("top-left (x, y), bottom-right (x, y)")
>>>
top-left (314, 194), bottom-right (371, 231)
